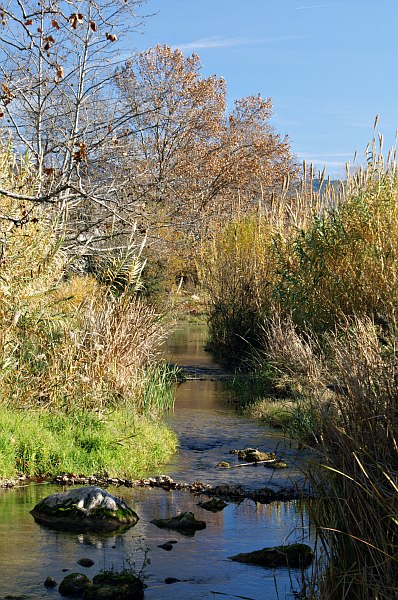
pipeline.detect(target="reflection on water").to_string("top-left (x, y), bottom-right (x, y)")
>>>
top-left (0, 485), bottom-right (309, 600)
top-left (0, 324), bottom-right (310, 600)
top-left (163, 324), bottom-right (309, 491)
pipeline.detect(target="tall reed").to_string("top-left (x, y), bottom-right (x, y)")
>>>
top-left (277, 149), bottom-right (398, 331)
top-left (201, 216), bottom-right (279, 363)
top-left (252, 315), bottom-right (398, 598)
top-left (307, 318), bottom-right (398, 599)
top-left (202, 139), bottom-right (398, 598)
top-left (202, 141), bottom-right (398, 361)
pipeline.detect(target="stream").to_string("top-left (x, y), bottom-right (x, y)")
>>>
top-left (0, 324), bottom-right (311, 600)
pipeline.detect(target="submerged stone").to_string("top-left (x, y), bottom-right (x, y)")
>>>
top-left (151, 511), bottom-right (206, 536)
top-left (84, 571), bottom-right (145, 600)
top-left (44, 576), bottom-right (57, 588)
top-left (229, 543), bottom-right (314, 569)
top-left (30, 486), bottom-right (139, 531)
top-left (264, 459), bottom-right (289, 469)
top-left (158, 542), bottom-right (174, 551)
top-left (58, 573), bottom-right (92, 597)
top-left (77, 558), bottom-right (95, 568)
top-left (198, 498), bottom-right (228, 512)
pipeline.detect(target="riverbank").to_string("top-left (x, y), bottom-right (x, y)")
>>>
top-left (0, 324), bottom-right (312, 600)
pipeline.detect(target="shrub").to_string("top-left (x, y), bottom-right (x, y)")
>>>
top-left (277, 155), bottom-right (398, 330)
top-left (0, 138), bottom-right (172, 415)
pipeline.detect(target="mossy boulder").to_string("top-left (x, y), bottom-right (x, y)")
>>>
top-left (231, 448), bottom-right (276, 462)
top-left (229, 543), bottom-right (314, 568)
top-left (59, 573), bottom-right (92, 597)
top-left (151, 511), bottom-right (206, 536)
top-left (84, 571), bottom-right (145, 599)
top-left (30, 486), bottom-right (138, 531)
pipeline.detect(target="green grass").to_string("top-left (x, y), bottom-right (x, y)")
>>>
top-left (244, 397), bottom-right (295, 431)
top-left (0, 407), bottom-right (177, 480)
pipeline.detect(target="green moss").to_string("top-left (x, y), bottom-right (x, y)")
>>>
top-left (92, 571), bottom-right (142, 586)
top-left (84, 570), bottom-right (145, 600)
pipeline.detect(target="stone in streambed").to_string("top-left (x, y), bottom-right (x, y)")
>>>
top-left (232, 448), bottom-right (276, 462)
top-left (151, 511), bottom-right (206, 536)
top-left (30, 486), bottom-right (138, 531)
top-left (58, 573), bottom-right (92, 597)
top-left (264, 459), bottom-right (288, 469)
top-left (84, 571), bottom-right (145, 600)
top-left (77, 558), bottom-right (95, 567)
top-left (44, 576), bottom-right (57, 588)
top-left (198, 498), bottom-right (228, 512)
top-left (158, 542), bottom-right (174, 551)
top-left (229, 543), bottom-right (314, 569)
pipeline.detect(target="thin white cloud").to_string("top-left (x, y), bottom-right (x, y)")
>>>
top-left (294, 4), bottom-right (335, 9)
top-left (305, 160), bottom-right (347, 168)
top-left (174, 34), bottom-right (311, 52)
top-left (297, 152), bottom-right (353, 159)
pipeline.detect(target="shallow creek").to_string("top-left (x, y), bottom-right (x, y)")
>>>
top-left (0, 324), bottom-right (311, 600)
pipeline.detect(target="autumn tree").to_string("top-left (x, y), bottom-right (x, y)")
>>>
top-left (115, 44), bottom-right (297, 280)
top-left (0, 0), bottom-right (145, 249)
top-left (115, 46), bottom-right (226, 228)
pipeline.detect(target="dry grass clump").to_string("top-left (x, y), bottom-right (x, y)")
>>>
top-left (0, 139), bottom-right (171, 415)
top-left (203, 140), bottom-right (398, 361)
top-left (307, 317), bottom-right (398, 600)
top-left (252, 314), bottom-right (398, 598)
top-left (73, 291), bottom-right (168, 411)
top-left (252, 315), bottom-right (335, 443)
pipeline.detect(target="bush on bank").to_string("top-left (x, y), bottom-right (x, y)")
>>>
top-left (203, 149), bottom-right (398, 361)
top-left (0, 139), bottom-right (177, 481)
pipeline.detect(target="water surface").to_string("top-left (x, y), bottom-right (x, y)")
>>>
top-left (0, 324), bottom-right (311, 600)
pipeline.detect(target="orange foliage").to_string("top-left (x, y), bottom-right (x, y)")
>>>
top-left (116, 45), bottom-right (297, 281)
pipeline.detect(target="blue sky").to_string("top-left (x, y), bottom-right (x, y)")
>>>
top-left (130, 0), bottom-right (398, 178)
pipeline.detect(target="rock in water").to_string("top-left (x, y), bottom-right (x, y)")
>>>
top-left (44, 576), bottom-right (57, 588)
top-left (84, 571), bottom-right (145, 600)
top-left (77, 558), bottom-right (95, 568)
top-left (236, 448), bottom-right (276, 462)
top-left (151, 511), bottom-right (206, 536)
top-left (229, 543), bottom-right (314, 568)
top-left (30, 486), bottom-right (139, 531)
top-left (58, 573), bottom-right (92, 596)
top-left (198, 498), bottom-right (228, 512)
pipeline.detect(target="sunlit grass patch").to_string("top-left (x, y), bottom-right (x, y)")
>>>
top-left (0, 407), bottom-right (177, 480)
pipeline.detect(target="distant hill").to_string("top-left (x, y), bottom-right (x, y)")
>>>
top-left (312, 178), bottom-right (342, 193)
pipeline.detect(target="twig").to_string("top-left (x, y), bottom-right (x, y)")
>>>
top-left (228, 459), bottom-right (277, 469)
